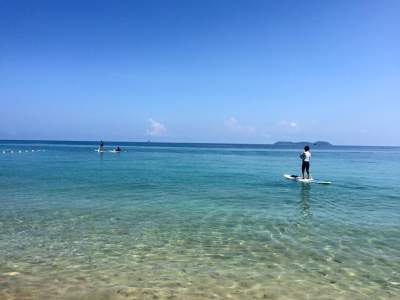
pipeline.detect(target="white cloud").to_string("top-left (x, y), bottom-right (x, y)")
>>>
top-left (147, 119), bottom-right (166, 137)
top-left (277, 120), bottom-right (298, 129)
top-left (225, 116), bottom-right (239, 129)
top-left (225, 117), bottom-right (255, 134)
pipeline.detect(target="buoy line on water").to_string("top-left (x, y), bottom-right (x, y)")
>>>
top-left (1, 149), bottom-right (46, 154)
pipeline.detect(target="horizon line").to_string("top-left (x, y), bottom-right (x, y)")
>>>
top-left (0, 139), bottom-right (399, 148)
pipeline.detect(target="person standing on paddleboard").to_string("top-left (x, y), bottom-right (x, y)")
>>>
top-left (300, 146), bottom-right (311, 179)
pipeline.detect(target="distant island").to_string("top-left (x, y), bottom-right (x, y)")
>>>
top-left (274, 141), bottom-right (332, 146)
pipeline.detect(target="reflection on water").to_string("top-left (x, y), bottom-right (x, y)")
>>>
top-left (299, 183), bottom-right (312, 218)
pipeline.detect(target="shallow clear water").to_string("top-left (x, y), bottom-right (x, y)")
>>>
top-left (1, 141), bottom-right (399, 299)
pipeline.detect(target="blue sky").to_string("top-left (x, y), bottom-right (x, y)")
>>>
top-left (1, 0), bottom-right (399, 145)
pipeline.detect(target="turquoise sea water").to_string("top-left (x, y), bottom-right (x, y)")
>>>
top-left (0, 141), bottom-right (399, 300)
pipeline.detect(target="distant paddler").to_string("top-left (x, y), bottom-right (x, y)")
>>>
top-left (98, 140), bottom-right (104, 152)
top-left (114, 146), bottom-right (121, 152)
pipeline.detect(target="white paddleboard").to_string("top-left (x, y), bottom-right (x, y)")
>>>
top-left (284, 174), bottom-right (331, 184)
top-left (95, 149), bottom-right (106, 153)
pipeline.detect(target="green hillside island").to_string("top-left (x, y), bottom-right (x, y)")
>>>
top-left (273, 141), bottom-right (332, 146)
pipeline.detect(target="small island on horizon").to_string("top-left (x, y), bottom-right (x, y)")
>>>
top-left (274, 141), bottom-right (333, 146)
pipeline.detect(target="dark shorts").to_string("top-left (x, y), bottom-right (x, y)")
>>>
top-left (302, 161), bottom-right (310, 173)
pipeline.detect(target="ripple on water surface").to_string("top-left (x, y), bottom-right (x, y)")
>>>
top-left (0, 143), bottom-right (400, 299)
